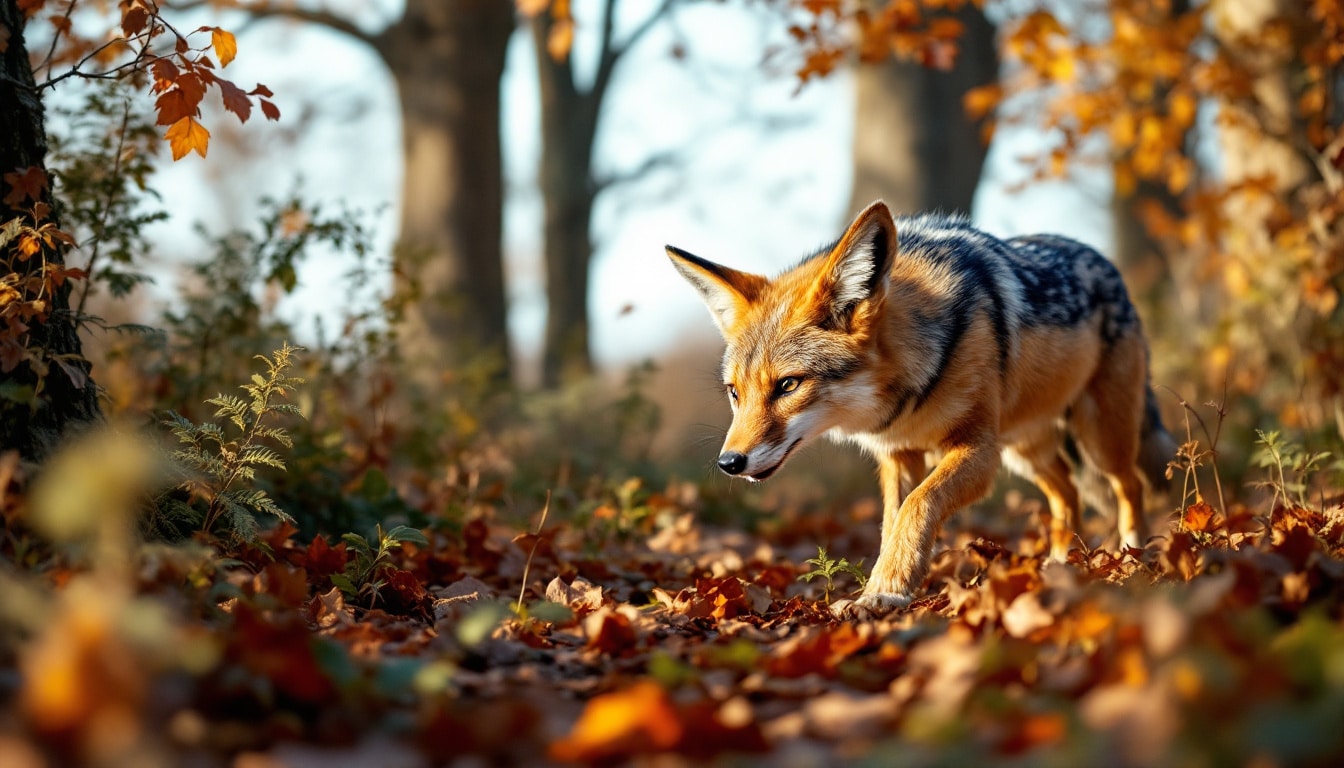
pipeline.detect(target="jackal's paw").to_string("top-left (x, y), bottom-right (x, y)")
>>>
top-left (830, 592), bottom-right (911, 620)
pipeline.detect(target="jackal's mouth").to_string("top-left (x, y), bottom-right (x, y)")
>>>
top-left (746, 439), bottom-right (802, 482)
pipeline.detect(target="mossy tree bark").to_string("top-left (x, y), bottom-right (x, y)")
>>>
top-left (0, 0), bottom-right (101, 461)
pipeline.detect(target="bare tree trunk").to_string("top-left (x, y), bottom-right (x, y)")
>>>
top-left (377, 0), bottom-right (515, 384)
top-left (848, 4), bottom-right (997, 215)
top-left (530, 1), bottom-right (668, 388)
top-left (0, 0), bottom-right (101, 460)
top-left (533, 18), bottom-right (599, 388)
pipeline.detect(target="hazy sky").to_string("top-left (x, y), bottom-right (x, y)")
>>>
top-left (143, 1), bottom-right (1110, 384)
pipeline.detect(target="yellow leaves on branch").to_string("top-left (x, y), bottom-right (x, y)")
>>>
top-left (165, 116), bottom-right (210, 161)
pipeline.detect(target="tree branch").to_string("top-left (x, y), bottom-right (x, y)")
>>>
top-left (591, 0), bottom-right (674, 102)
top-left (592, 148), bottom-right (680, 195)
top-left (163, 0), bottom-right (375, 47)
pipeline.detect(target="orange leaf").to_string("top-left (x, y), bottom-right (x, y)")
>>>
top-left (549, 681), bottom-right (682, 762)
top-left (963, 84), bottom-right (1002, 120)
top-left (1181, 502), bottom-right (1221, 533)
top-left (165, 116), bottom-right (209, 160)
top-left (547, 18), bottom-right (573, 61)
top-left (211, 27), bottom-right (237, 67)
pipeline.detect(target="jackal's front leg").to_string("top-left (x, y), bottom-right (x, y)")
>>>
top-left (835, 437), bottom-right (1000, 618)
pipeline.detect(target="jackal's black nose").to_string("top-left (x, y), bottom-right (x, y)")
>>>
top-left (717, 452), bottom-right (748, 475)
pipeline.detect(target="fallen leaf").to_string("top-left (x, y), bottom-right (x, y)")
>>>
top-left (549, 681), bottom-right (682, 762)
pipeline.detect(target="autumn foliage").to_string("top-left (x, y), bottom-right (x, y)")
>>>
top-left (4, 424), bottom-right (1344, 764)
top-left (779, 0), bottom-right (1343, 443)
top-left (4, 0), bottom-right (1344, 766)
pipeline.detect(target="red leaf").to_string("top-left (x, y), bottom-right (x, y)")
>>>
top-left (248, 83), bottom-right (274, 97)
top-left (153, 89), bottom-right (193, 126)
top-left (18, 0), bottom-right (46, 18)
top-left (218, 78), bottom-right (251, 122)
top-left (379, 568), bottom-right (430, 617)
top-left (150, 58), bottom-right (179, 92)
top-left (302, 535), bottom-right (348, 579)
top-left (121, 3), bottom-right (148, 37)
top-left (260, 99), bottom-right (281, 121)
top-left (3, 166), bottom-right (47, 207)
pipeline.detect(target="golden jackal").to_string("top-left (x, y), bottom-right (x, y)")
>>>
top-left (667, 201), bottom-right (1173, 617)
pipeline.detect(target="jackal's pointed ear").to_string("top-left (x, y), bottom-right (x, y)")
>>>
top-left (666, 245), bottom-right (766, 336)
top-left (816, 200), bottom-right (897, 327)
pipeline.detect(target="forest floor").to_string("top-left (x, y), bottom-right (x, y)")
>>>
top-left (4, 455), bottom-right (1344, 767)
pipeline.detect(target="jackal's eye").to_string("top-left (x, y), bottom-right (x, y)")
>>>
top-left (776, 377), bottom-right (802, 396)
top-left (726, 384), bottom-right (738, 402)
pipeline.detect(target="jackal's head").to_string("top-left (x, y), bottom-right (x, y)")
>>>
top-left (666, 201), bottom-right (897, 481)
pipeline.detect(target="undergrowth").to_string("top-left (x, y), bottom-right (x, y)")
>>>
top-left (157, 343), bottom-right (304, 541)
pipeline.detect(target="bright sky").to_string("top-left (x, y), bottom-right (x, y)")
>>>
top-left (142, 1), bottom-right (1110, 385)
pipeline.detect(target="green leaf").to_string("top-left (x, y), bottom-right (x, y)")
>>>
top-left (329, 572), bottom-right (357, 596)
top-left (456, 602), bottom-right (511, 648)
top-left (526, 600), bottom-right (574, 624)
top-left (384, 525), bottom-right (429, 547)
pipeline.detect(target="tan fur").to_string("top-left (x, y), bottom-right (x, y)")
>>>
top-left (667, 202), bottom-right (1161, 617)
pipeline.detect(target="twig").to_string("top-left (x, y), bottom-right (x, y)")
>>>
top-left (516, 490), bottom-right (552, 612)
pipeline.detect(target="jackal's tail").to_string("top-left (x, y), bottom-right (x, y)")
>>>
top-left (1137, 385), bottom-right (1178, 495)
top-left (1068, 385), bottom-right (1177, 514)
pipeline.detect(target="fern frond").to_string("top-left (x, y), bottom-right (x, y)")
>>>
top-left (240, 446), bottom-right (286, 471)
top-left (221, 498), bottom-right (259, 542)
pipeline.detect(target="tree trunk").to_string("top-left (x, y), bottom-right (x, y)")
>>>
top-left (532, 17), bottom-right (600, 388)
top-left (0, 0), bottom-right (101, 461)
top-left (848, 4), bottom-right (997, 215)
top-left (376, 0), bottom-right (515, 385)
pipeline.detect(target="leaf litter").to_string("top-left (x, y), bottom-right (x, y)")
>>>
top-left (4, 464), bottom-right (1344, 767)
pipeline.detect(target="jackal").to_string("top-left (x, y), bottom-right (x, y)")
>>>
top-left (667, 201), bottom-right (1173, 616)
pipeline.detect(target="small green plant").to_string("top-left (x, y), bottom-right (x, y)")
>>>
top-left (797, 546), bottom-right (867, 604)
top-left (1254, 430), bottom-right (1334, 511)
top-left (161, 343), bottom-right (305, 541)
top-left (330, 524), bottom-right (429, 606)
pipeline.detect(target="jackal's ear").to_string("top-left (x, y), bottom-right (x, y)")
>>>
top-left (665, 245), bottom-right (766, 336)
top-left (816, 200), bottom-right (897, 328)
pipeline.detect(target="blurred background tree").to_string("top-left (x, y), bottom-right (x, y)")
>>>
top-left (8, 0), bottom-right (1340, 490)
top-left (177, 0), bottom-right (518, 384)
top-left (847, 0), bottom-right (997, 215)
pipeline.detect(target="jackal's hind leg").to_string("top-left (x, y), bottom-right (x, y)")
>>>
top-left (1004, 432), bottom-right (1081, 562)
top-left (1068, 334), bottom-right (1150, 550)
